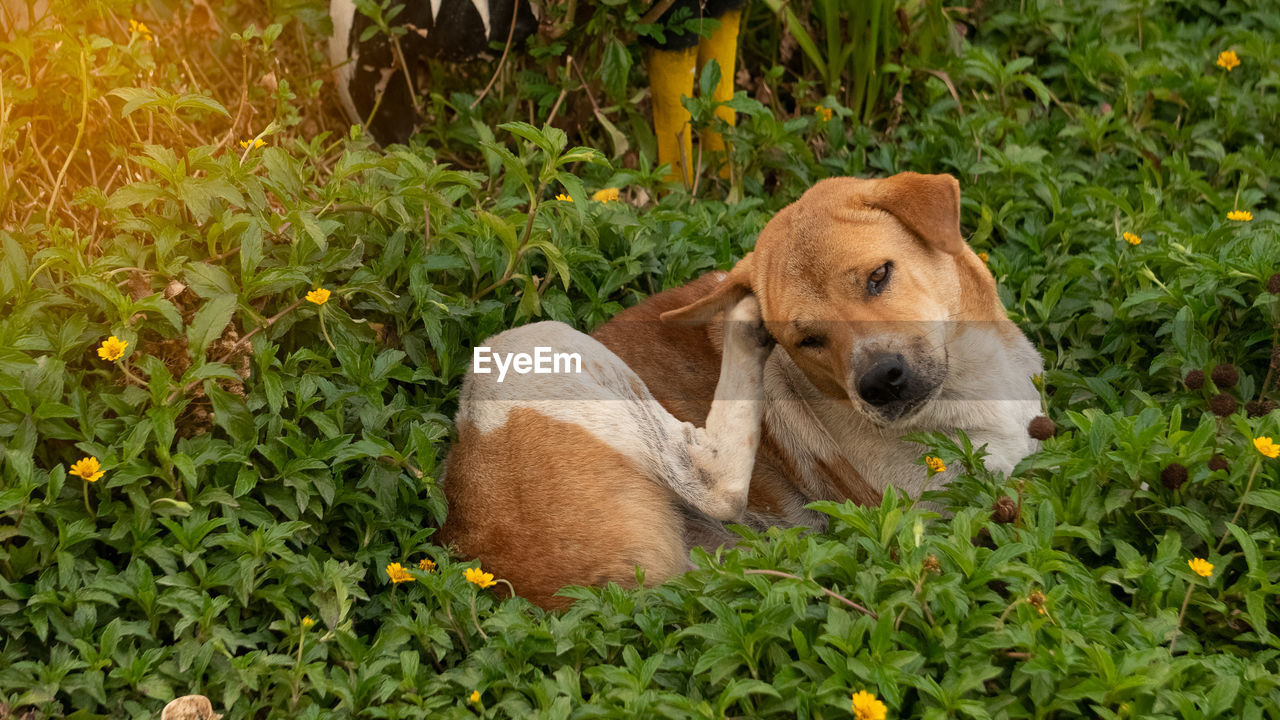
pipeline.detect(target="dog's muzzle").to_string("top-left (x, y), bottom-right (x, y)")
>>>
top-left (852, 351), bottom-right (939, 422)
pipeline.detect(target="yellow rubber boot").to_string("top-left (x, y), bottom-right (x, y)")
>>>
top-left (648, 46), bottom-right (697, 186)
top-left (696, 9), bottom-right (741, 174)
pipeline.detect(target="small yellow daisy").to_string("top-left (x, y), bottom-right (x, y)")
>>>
top-left (306, 288), bottom-right (331, 305)
top-left (1216, 50), bottom-right (1240, 72)
top-left (851, 690), bottom-right (887, 720)
top-left (554, 193), bottom-right (573, 202)
top-left (418, 558), bottom-right (436, 572)
top-left (385, 562), bottom-right (414, 584)
top-left (239, 138), bottom-right (266, 150)
top-left (97, 336), bottom-right (128, 362)
top-left (464, 567), bottom-right (497, 589)
top-left (301, 616), bottom-right (315, 629)
top-left (977, 251), bottom-right (989, 263)
top-left (1227, 210), bottom-right (1252, 222)
top-left (925, 456), bottom-right (946, 474)
top-left (1123, 232), bottom-right (1141, 245)
top-left (1254, 436), bottom-right (1279, 459)
top-left (591, 187), bottom-right (620, 203)
top-left (129, 19), bottom-right (153, 42)
top-left (1188, 557), bottom-right (1213, 578)
top-left (469, 690), bottom-right (481, 703)
top-left (816, 107), bottom-right (834, 122)
top-left (69, 456), bottom-right (105, 482)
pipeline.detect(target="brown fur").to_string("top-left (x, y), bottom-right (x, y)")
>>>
top-left (440, 409), bottom-right (685, 609)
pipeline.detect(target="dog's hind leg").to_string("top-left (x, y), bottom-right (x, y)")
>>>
top-left (635, 295), bottom-right (774, 522)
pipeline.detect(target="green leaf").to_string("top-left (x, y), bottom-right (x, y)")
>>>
top-left (204, 381), bottom-right (256, 444)
top-left (186, 295), bottom-right (237, 361)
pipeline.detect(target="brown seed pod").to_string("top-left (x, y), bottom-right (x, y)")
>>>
top-left (1209, 393), bottom-right (1238, 417)
top-left (1208, 454), bottom-right (1229, 472)
top-left (1268, 273), bottom-right (1280, 295)
top-left (1211, 363), bottom-right (1239, 389)
top-left (1028, 415), bottom-right (1056, 440)
top-left (1247, 399), bottom-right (1279, 418)
top-left (1184, 369), bottom-right (1205, 390)
top-left (991, 496), bottom-right (1019, 523)
top-left (1161, 463), bottom-right (1188, 490)
top-left (922, 554), bottom-right (941, 574)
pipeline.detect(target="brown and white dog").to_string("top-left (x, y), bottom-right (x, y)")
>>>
top-left (440, 172), bottom-right (1043, 608)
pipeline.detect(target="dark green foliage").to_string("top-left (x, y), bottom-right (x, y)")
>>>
top-left (1, 0), bottom-right (1279, 717)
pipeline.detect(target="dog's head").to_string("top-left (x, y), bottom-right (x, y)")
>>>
top-left (663, 173), bottom-right (1011, 426)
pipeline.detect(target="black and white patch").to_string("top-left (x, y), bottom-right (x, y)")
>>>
top-left (328, 0), bottom-right (538, 144)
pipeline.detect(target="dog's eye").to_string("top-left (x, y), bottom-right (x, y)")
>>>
top-left (867, 262), bottom-right (893, 296)
top-left (797, 335), bottom-right (826, 349)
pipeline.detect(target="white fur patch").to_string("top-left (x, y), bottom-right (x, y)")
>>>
top-left (327, 0), bottom-right (361, 125)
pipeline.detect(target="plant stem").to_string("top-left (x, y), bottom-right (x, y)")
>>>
top-left (743, 569), bottom-right (877, 618)
top-left (318, 307), bottom-right (336, 352)
top-left (1216, 456), bottom-right (1262, 553)
top-left (118, 361), bottom-right (148, 387)
top-left (82, 481), bottom-right (95, 519)
top-left (46, 46), bottom-right (88, 219)
top-left (165, 297), bottom-right (306, 404)
top-left (469, 592), bottom-right (489, 640)
top-left (1169, 580), bottom-right (1195, 653)
top-left (470, 0), bottom-right (521, 110)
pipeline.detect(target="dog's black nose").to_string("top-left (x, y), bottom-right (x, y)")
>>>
top-left (857, 354), bottom-right (909, 407)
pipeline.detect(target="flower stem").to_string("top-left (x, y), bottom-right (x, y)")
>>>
top-left (469, 592), bottom-right (489, 640)
top-left (1216, 456), bottom-right (1262, 553)
top-left (743, 569), bottom-right (877, 618)
top-left (117, 361), bottom-right (147, 386)
top-left (1169, 580), bottom-right (1195, 653)
top-left (318, 308), bottom-right (336, 352)
top-left (82, 480), bottom-right (95, 519)
top-left (290, 631), bottom-right (305, 710)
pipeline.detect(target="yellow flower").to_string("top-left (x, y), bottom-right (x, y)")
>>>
top-left (554, 193), bottom-right (572, 202)
top-left (1216, 50), bottom-right (1240, 71)
top-left (1188, 557), bottom-right (1213, 578)
top-left (129, 19), bottom-right (153, 42)
top-left (977, 251), bottom-right (989, 263)
top-left (591, 187), bottom-right (620, 203)
top-left (239, 138), bottom-right (266, 150)
top-left (1123, 232), bottom-right (1141, 245)
top-left (418, 558), bottom-right (436, 572)
top-left (306, 288), bottom-right (331, 305)
top-left (464, 567), bottom-right (497, 589)
top-left (1227, 210), bottom-right (1252, 222)
top-left (1254, 436), bottom-right (1280, 459)
top-left (385, 562), bottom-right (414, 584)
top-left (816, 106), bottom-right (834, 122)
top-left (301, 616), bottom-right (315, 629)
top-left (925, 456), bottom-right (946, 474)
top-left (469, 690), bottom-right (481, 703)
top-left (851, 690), bottom-right (887, 720)
top-left (70, 456), bottom-right (105, 482)
top-left (97, 336), bottom-right (128, 362)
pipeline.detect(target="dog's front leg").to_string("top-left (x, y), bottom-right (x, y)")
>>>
top-left (673, 294), bottom-right (774, 522)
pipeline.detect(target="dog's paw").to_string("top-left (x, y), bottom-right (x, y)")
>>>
top-left (725, 294), bottom-right (774, 352)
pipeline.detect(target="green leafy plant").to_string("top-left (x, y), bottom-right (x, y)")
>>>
top-left (1, 0), bottom-right (1279, 717)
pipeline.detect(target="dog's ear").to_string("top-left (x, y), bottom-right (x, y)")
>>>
top-left (861, 172), bottom-right (964, 255)
top-left (660, 252), bottom-right (757, 324)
